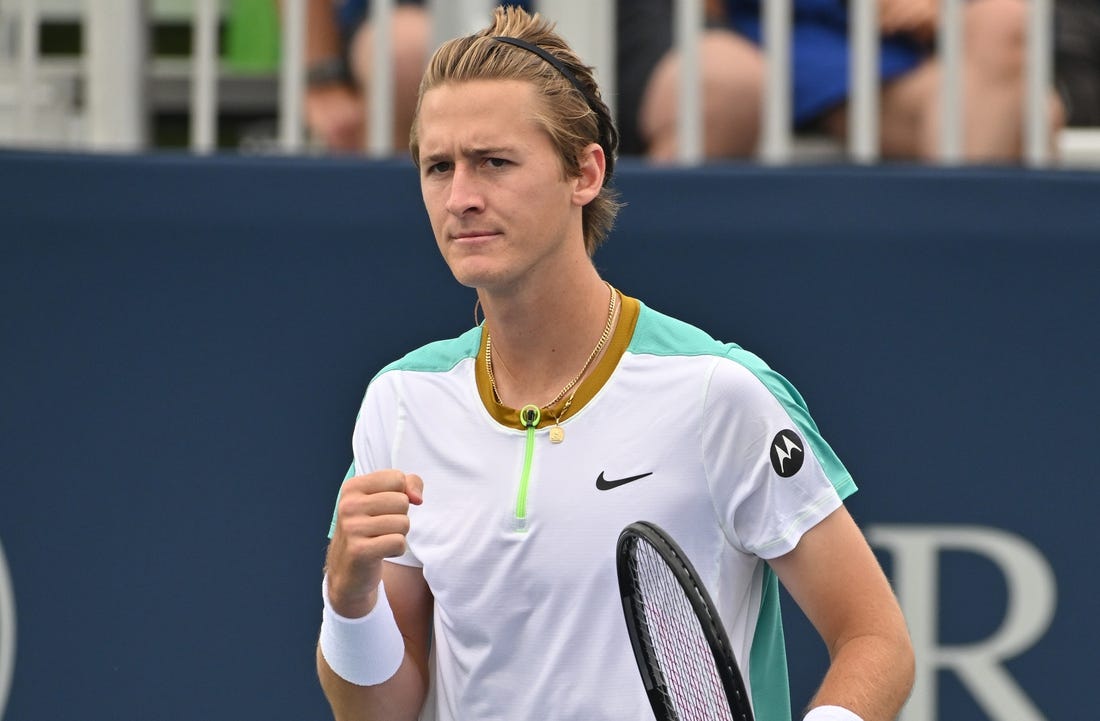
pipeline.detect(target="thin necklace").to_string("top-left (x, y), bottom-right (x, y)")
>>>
top-left (485, 282), bottom-right (617, 443)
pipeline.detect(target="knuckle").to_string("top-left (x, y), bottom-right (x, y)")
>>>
top-left (379, 534), bottom-right (409, 558)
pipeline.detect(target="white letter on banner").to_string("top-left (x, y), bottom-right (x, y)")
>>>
top-left (0, 536), bottom-right (15, 719)
top-left (867, 525), bottom-right (1056, 721)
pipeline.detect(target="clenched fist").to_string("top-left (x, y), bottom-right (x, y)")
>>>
top-left (325, 469), bottom-right (424, 618)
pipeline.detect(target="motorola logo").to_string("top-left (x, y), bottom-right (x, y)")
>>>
top-left (769, 429), bottom-right (805, 478)
top-left (0, 537), bottom-right (15, 720)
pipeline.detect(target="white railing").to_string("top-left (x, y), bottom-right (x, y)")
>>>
top-left (1024, 0), bottom-right (1054, 165)
top-left (192, 0), bottom-right (219, 153)
top-left (85, 0), bottom-right (148, 151)
top-left (0, 0), bottom-right (1084, 167)
top-left (278, 0), bottom-right (306, 153)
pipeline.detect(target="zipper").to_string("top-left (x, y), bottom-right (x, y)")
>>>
top-left (514, 404), bottom-right (541, 530)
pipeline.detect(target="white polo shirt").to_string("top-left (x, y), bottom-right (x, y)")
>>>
top-left (336, 292), bottom-right (856, 721)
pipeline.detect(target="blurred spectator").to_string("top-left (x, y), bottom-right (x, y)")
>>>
top-left (297, 0), bottom-right (430, 153)
top-left (297, 0), bottom-right (537, 155)
top-left (617, 0), bottom-right (763, 159)
top-left (620, 0), bottom-right (1067, 163)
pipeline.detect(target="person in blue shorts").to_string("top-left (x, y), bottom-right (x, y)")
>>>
top-left (315, 6), bottom-right (914, 721)
top-left (620, 0), bottom-right (1065, 162)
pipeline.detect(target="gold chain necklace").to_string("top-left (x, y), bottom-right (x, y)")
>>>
top-left (485, 282), bottom-right (617, 443)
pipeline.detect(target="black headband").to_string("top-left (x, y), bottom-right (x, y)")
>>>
top-left (492, 35), bottom-right (618, 181)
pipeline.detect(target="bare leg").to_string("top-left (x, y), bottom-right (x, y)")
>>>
top-left (638, 30), bottom-right (765, 161)
top-left (348, 5), bottom-right (431, 152)
top-left (823, 0), bottom-right (1064, 162)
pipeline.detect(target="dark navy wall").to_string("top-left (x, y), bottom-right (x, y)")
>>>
top-left (1, 150), bottom-right (1096, 720)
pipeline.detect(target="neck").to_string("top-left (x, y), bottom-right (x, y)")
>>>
top-left (482, 273), bottom-right (617, 410)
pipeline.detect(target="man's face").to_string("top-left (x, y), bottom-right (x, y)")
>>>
top-left (415, 79), bottom-right (583, 292)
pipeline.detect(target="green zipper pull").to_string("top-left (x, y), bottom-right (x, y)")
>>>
top-left (521, 405), bottom-right (541, 430)
top-left (515, 404), bottom-right (541, 530)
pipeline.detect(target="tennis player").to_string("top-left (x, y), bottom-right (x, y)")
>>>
top-left (316, 6), bottom-right (914, 721)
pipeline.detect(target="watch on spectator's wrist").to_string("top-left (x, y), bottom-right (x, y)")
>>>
top-left (306, 57), bottom-right (353, 89)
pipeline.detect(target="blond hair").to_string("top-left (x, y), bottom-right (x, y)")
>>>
top-left (409, 5), bottom-right (622, 255)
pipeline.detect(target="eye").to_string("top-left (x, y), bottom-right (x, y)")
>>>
top-left (485, 157), bottom-right (509, 169)
top-left (425, 161), bottom-right (452, 175)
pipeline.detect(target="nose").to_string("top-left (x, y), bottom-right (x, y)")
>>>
top-left (445, 164), bottom-right (485, 216)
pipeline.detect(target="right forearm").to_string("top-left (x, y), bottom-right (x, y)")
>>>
top-left (317, 644), bottom-right (427, 721)
top-left (319, 472), bottom-right (430, 718)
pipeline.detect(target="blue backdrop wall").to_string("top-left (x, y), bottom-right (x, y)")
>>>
top-left (1, 150), bottom-right (1096, 720)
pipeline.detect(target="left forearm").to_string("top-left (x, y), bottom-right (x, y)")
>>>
top-left (807, 631), bottom-right (914, 721)
top-left (770, 508), bottom-right (916, 721)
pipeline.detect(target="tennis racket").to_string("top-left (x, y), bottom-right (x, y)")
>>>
top-left (617, 521), bottom-right (754, 721)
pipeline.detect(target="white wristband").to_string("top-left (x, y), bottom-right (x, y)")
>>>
top-left (804, 706), bottom-right (865, 721)
top-left (319, 575), bottom-right (405, 686)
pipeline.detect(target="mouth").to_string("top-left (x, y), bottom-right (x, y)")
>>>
top-left (450, 230), bottom-right (502, 243)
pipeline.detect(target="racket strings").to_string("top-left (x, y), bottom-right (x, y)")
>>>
top-left (629, 540), bottom-right (736, 721)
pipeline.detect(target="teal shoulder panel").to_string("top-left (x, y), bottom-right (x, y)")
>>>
top-left (628, 302), bottom-right (734, 357)
top-left (372, 325), bottom-right (483, 381)
top-left (630, 304), bottom-right (856, 499)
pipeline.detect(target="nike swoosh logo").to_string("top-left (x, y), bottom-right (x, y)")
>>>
top-left (596, 471), bottom-right (654, 491)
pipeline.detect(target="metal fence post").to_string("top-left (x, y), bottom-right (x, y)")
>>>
top-left (85, 0), bottom-right (149, 151)
top-left (937, 0), bottom-right (964, 163)
top-left (674, 0), bottom-right (704, 164)
top-left (191, 0), bottom-right (220, 154)
top-left (1025, 0), bottom-right (1053, 166)
top-left (760, 0), bottom-right (792, 164)
top-left (849, 0), bottom-right (879, 163)
top-left (367, 0), bottom-right (395, 157)
top-left (278, 0), bottom-right (306, 153)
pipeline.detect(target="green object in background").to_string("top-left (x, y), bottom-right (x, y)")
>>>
top-left (225, 0), bottom-right (281, 72)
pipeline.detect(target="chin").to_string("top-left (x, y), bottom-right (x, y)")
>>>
top-left (445, 259), bottom-right (506, 291)
top-left (448, 268), bottom-right (493, 291)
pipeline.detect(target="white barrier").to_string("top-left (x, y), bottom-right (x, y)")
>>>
top-left (0, 0), bottom-right (1081, 166)
top-left (849, 0), bottom-right (880, 164)
top-left (15, 0), bottom-right (38, 144)
top-left (1025, 0), bottom-right (1054, 165)
top-left (84, 0), bottom-right (147, 151)
top-left (192, 0), bottom-right (219, 153)
top-left (675, 0), bottom-right (704, 163)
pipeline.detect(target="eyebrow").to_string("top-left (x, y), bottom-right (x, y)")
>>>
top-left (421, 146), bottom-right (517, 164)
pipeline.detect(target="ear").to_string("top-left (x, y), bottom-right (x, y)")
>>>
top-left (571, 142), bottom-right (605, 207)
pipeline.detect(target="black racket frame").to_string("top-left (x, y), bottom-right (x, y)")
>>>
top-left (616, 520), bottom-right (754, 721)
